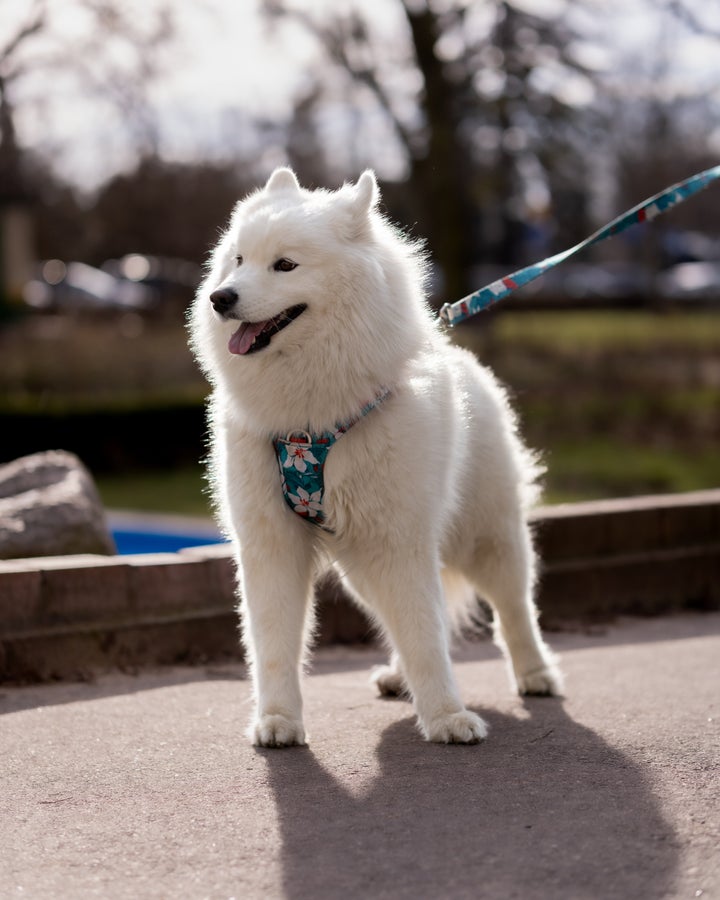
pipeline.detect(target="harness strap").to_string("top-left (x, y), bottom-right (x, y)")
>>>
top-left (273, 387), bottom-right (391, 530)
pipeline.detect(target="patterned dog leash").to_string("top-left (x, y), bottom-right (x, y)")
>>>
top-left (439, 164), bottom-right (720, 327)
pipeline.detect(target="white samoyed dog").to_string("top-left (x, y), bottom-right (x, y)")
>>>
top-left (188, 167), bottom-right (563, 747)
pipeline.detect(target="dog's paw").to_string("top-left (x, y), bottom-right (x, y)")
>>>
top-left (371, 664), bottom-right (407, 698)
top-left (517, 664), bottom-right (564, 697)
top-left (423, 709), bottom-right (488, 744)
top-left (250, 714), bottom-right (307, 748)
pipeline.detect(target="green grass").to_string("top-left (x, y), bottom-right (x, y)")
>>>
top-left (541, 441), bottom-right (720, 504)
top-left (96, 464), bottom-right (215, 518)
top-left (453, 309), bottom-right (720, 506)
top-left (93, 441), bottom-right (720, 516)
top-left (485, 310), bottom-right (720, 351)
top-left (6, 310), bottom-right (720, 514)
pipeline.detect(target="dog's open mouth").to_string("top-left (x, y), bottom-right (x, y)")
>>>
top-left (228, 304), bottom-right (307, 356)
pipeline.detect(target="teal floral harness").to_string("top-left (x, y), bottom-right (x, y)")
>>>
top-left (273, 388), bottom-right (390, 531)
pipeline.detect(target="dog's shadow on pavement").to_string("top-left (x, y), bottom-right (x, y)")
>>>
top-left (259, 701), bottom-right (678, 900)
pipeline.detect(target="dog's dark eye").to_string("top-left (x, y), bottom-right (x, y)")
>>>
top-left (235, 255), bottom-right (243, 266)
top-left (273, 258), bottom-right (297, 272)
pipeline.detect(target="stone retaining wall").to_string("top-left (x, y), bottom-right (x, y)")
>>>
top-left (1, 490), bottom-right (719, 682)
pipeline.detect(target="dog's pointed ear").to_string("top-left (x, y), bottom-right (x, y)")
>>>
top-left (354, 170), bottom-right (379, 214)
top-left (265, 167), bottom-right (301, 194)
top-left (341, 169), bottom-right (379, 239)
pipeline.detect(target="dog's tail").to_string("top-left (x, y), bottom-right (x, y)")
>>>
top-left (441, 567), bottom-right (492, 640)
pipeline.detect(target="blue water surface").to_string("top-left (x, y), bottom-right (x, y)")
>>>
top-left (112, 528), bottom-right (227, 555)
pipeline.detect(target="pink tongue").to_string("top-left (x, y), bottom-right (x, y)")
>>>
top-left (228, 320), bottom-right (268, 355)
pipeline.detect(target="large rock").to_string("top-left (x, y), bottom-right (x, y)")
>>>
top-left (0, 451), bottom-right (116, 559)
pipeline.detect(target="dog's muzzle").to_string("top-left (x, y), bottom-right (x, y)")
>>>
top-left (210, 285), bottom-right (308, 355)
top-left (209, 287), bottom-right (238, 316)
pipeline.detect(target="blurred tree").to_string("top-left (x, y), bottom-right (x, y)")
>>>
top-left (264, 0), bottom-right (604, 302)
top-left (0, 5), bottom-right (44, 312)
top-left (27, 160), bottom-right (86, 263)
top-left (601, 2), bottom-right (720, 268)
top-left (88, 156), bottom-right (256, 265)
top-left (0, 0), bottom-right (176, 160)
top-left (663, 0), bottom-right (720, 40)
top-left (0, 0), bottom-right (176, 314)
top-left (0, 0), bottom-right (179, 315)
top-left (285, 84), bottom-right (332, 188)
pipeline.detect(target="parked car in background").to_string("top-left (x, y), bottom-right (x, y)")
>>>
top-left (23, 260), bottom-right (155, 313)
top-left (655, 261), bottom-right (720, 305)
top-left (467, 261), bottom-right (654, 310)
top-left (102, 254), bottom-right (202, 313)
top-left (559, 262), bottom-right (654, 305)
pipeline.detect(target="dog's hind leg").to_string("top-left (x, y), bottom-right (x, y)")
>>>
top-left (346, 553), bottom-right (488, 743)
top-left (371, 651), bottom-right (407, 698)
top-left (466, 525), bottom-right (563, 697)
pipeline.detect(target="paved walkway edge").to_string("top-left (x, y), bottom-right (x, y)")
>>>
top-left (1, 490), bottom-right (719, 682)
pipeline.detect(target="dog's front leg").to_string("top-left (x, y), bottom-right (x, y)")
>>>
top-left (221, 430), bottom-right (315, 748)
top-left (237, 533), bottom-right (314, 748)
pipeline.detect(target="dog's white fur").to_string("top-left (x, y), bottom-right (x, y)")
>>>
top-left (188, 167), bottom-right (563, 747)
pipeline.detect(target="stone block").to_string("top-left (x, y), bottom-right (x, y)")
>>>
top-left (35, 556), bottom-right (130, 627)
top-left (0, 568), bottom-right (42, 631)
top-left (127, 553), bottom-right (236, 616)
top-left (0, 450), bottom-right (116, 559)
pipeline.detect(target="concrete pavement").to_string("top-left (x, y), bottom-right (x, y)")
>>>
top-left (2, 612), bottom-right (719, 899)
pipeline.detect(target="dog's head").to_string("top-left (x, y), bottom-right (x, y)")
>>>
top-left (198, 167), bottom-right (381, 358)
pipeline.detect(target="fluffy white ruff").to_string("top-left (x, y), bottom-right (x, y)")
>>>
top-left (188, 167), bottom-right (563, 748)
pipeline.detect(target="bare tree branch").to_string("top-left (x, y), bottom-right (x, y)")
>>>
top-left (0, 0), bottom-right (47, 78)
top-left (664, 0), bottom-right (720, 41)
top-left (263, 2), bottom-right (417, 155)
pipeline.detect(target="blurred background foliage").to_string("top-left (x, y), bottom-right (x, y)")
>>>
top-left (0, 0), bottom-right (719, 514)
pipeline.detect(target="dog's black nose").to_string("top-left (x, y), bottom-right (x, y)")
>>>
top-left (209, 287), bottom-right (238, 314)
